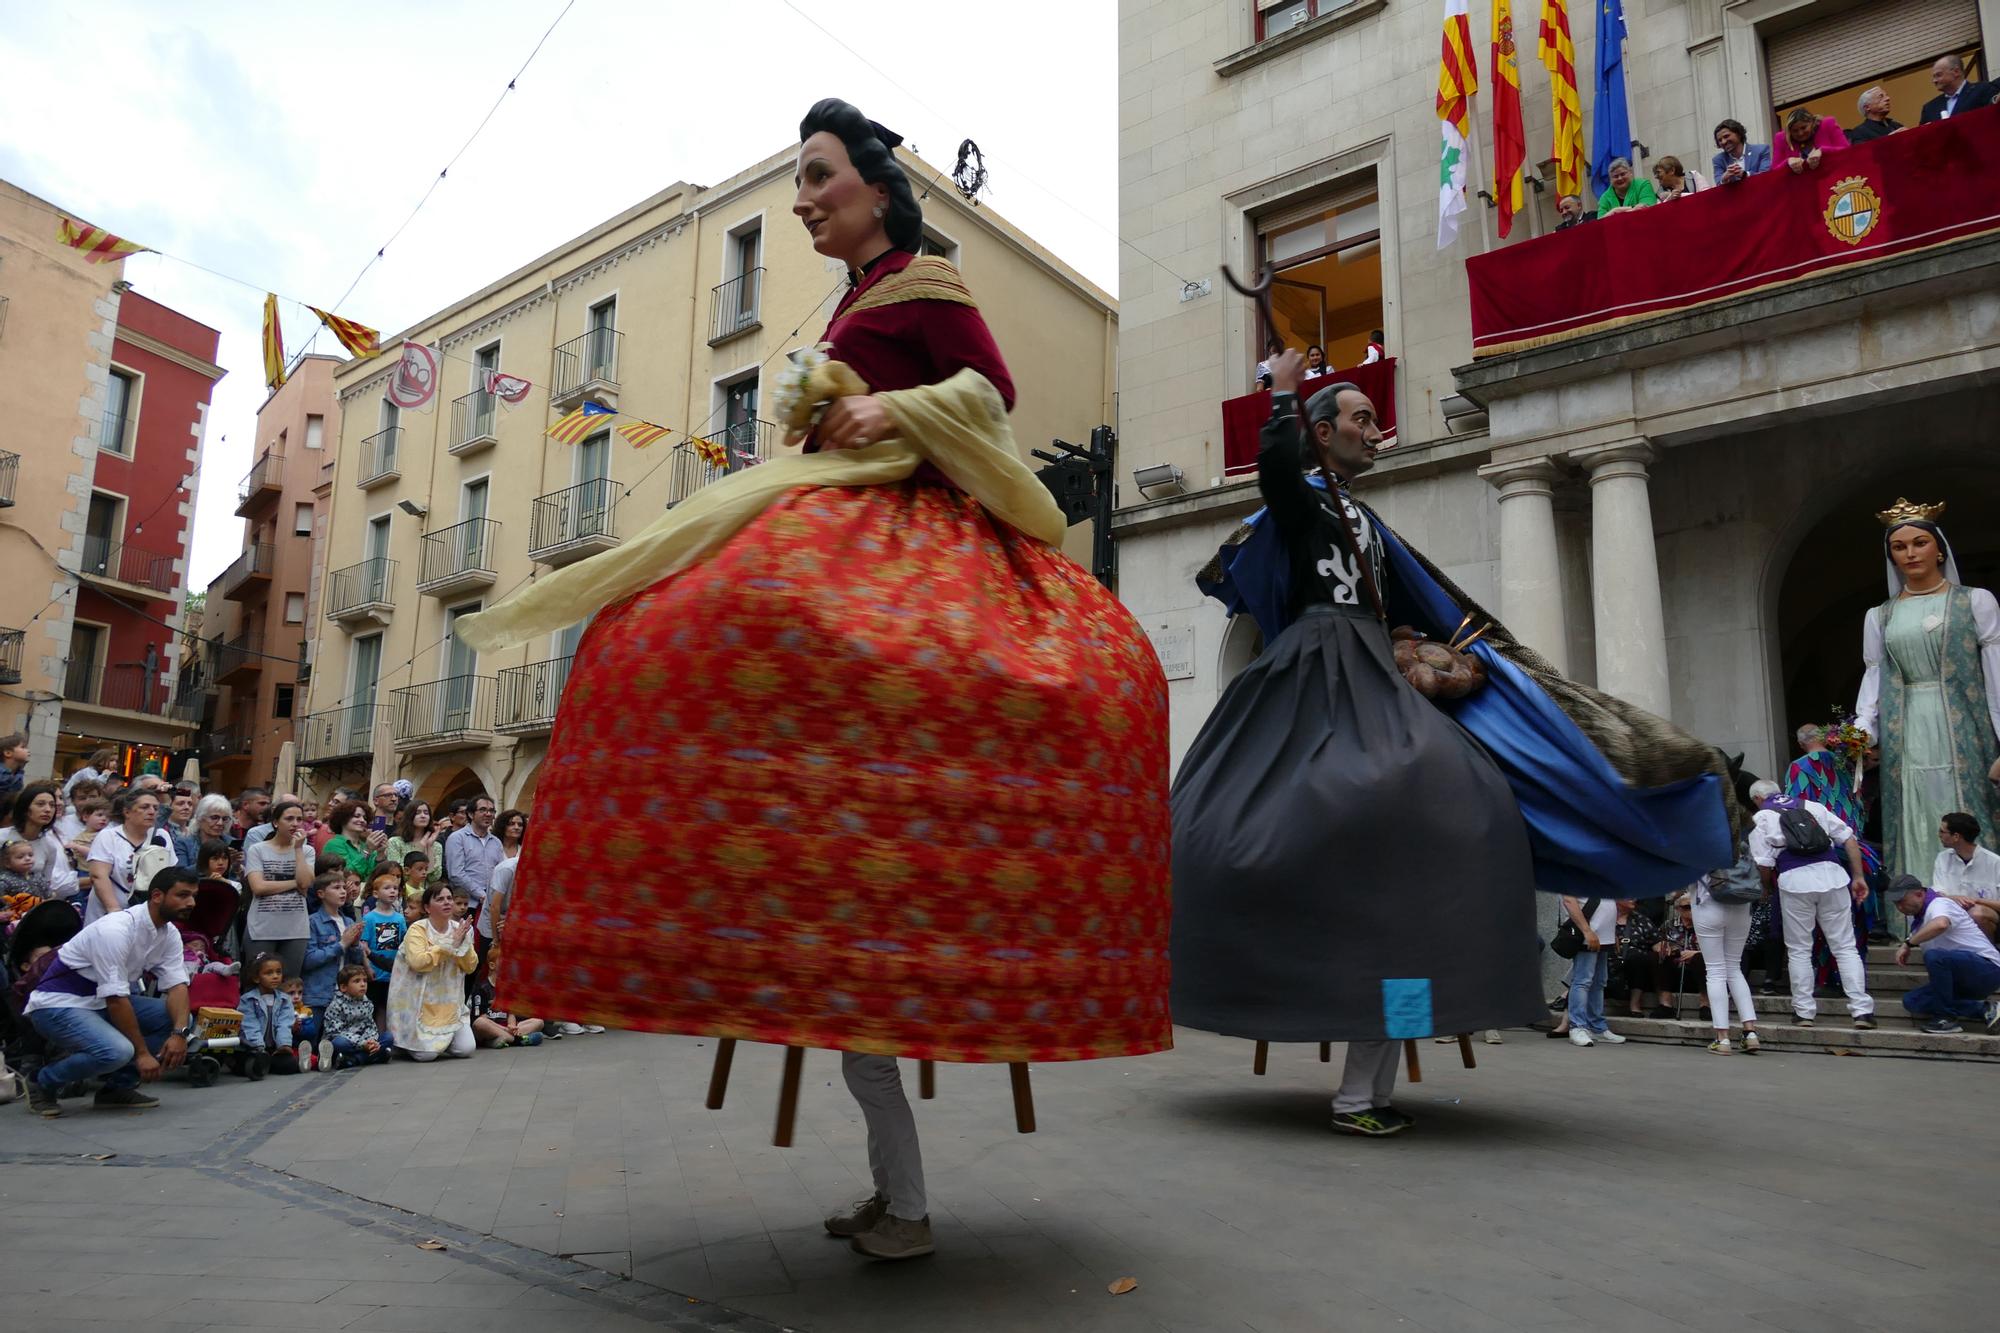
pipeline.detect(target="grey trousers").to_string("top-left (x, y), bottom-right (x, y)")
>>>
top-left (1331, 1039), bottom-right (1400, 1114)
top-left (841, 1053), bottom-right (927, 1220)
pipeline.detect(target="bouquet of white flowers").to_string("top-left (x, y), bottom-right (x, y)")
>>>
top-left (772, 344), bottom-right (870, 446)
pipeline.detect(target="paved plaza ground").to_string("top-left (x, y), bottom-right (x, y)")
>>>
top-left (3, 1025), bottom-right (1993, 1333)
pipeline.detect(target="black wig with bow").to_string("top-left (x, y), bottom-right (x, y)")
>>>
top-left (799, 99), bottom-right (924, 255)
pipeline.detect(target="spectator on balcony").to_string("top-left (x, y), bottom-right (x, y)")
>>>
top-left (386, 800), bottom-right (444, 891)
top-left (1595, 159), bottom-right (1657, 216)
top-left (1361, 330), bottom-right (1385, 365)
top-left (0, 732), bottom-right (29, 806)
top-left (1846, 86), bottom-right (1903, 143)
top-left (443, 796), bottom-right (502, 918)
top-left (1254, 335), bottom-right (1286, 389)
top-left (1305, 345), bottom-right (1327, 375)
top-left (1652, 156), bottom-right (1708, 201)
top-left (1554, 194), bottom-right (1590, 229)
top-left (1921, 54), bottom-right (1995, 123)
top-left (1783, 108), bottom-right (1849, 174)
top-left (1711, 119), bottom-right (1772, 184)
top-left (62, 747), bottom-right (119, 805)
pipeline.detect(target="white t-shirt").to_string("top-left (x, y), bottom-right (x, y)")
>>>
top-left (243, 837), bottom-right (315, 942)
top-left (24, 903), bottom-right (188, 1014)
top-left (1567, 896), bottom-right (1617, 943)
top-left (1920, 897), bottom-right (2000, 965)
top-left (84, 823), bottom-right (174, 924)
top-left (1748, 800), bottom-right (1853, 894)
top-left (1933, 846), bottom-right (2000, 901)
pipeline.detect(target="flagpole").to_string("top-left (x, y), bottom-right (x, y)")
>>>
top-left (1619, 13), bottom-right (1645, 178)
top-left (1464, 89), bottom-right (1495, 251)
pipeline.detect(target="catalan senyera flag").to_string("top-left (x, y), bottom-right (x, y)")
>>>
top-left (261, 293), bottom-right (287, 393)
top-left (1436, 0), bottom-right (1478, 250)
top-left (1491, 0), bottom-right (1526, 238)
top-left (1538, 0), bottom-right (1585, 197)
top-left (305, 305), bottom-right (381, 359)
top-left (549, 401), bottom-right (616, 444)
top-left (616, 419), bottom-right (670, 449)
top-left (57, 216), bottom-right (151, 265)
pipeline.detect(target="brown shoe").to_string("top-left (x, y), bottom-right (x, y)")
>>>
top-left (823, 1193), bottom-right (888, 1238)
top-left (850, 1213), bottom-right (935, 1260)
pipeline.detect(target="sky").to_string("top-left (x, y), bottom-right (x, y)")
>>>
top-left (0, 0), bottom-right (1119, 587)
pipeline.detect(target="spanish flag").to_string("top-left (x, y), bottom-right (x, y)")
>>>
top-left (57, 216), bottom-right (150, 265)
top-left (305, 305), bottom-right (381, 359)
top-left (1538, 0), bottom-right (1585, 197)
top-left (549, 401), bottom-right (615, 444)
top-left (1491, 0), bottom-right (1526, 237)
top-left (262, 294), bottom-right (287, 392)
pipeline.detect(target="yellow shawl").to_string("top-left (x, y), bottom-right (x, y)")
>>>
top-left (458, 365), bottom-right (1066, 653)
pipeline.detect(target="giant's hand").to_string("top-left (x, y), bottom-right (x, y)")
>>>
top-left (817, 395), bottom-right (892, 451)
top-left (1269, 349), bottom-right (1307, 395)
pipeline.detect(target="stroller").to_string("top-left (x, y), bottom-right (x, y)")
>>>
top-left (179, 878), bottom-right (245, 1088)
top-left (3, 898), bottom-right (85, 1087)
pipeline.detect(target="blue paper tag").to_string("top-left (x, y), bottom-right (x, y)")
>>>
top-left (1381, 978), bottom-right (1433, 1039)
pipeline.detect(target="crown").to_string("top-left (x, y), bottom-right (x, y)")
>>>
top-left (1876, 497), bottom-right (1946, 527)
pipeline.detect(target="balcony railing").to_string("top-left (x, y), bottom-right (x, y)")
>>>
top-left (80, 536), bottom-right (177, 595)
top-left (0, 627), bottom-right (22, 685)
top-left (1219, 359), bottom-right (1398, 474)
top-left (236, 448), bottom-right (284, 513)
top-left (449, 390), bottom-right (499, 455)
top-left (0, 450), bottom-right (17, 508)
top-left (360, 427), bottom-right (401, 487)
top-left (202, 723), bottom-right (255, 760)
top-left (219, 542), bottom-right (276, 600)
top-left (528, 478), bottom-right (620, 565)
top-left (298, 704), bottom-right (380, 766)
top-left (61, 659), bottom-right (177, 719)
top-left (495, 656), bottom-right (573, 735)
top-left (391, 675), bottom-right (495, 750)
top-left (709, 268), bottom-right (764, 343)
top-left (214, 632), bottom-right (263, 683)
top-left (96, 408), bottom-right (129, 454)
top-left (327, 557), bottom-right (396, 622)
top-left (552, 327), bottom-right (621, 406)
top-left (668, 419), bottom-right (775, 507)
top-left (417, 518), bottom-right (498, 596)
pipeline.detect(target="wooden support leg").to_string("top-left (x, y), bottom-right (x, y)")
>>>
top-left (1457, 1034), bottom-right (1476, 1069)
top-left (1253, 1040), bottom-right (1269, 1075)
top-left (1318, 1041), bottom-right (1331, 1063)
top-left (772, 1046), bottom-right (804, 1147)
top-left (1009, 1062), bottom-right (1036, 1134)
top-left (1404, 1039), bottom-right (1421, 1083)
top-left (919, 1059), bottom-right (935, 1100)
top-left (704, 1038), bottom-right (736, 1110)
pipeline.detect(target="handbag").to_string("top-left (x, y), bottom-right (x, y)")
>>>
top-left (1550, 896), bottom-right (1602, 959)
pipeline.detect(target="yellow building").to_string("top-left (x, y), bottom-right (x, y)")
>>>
top-left (300, 145), bottom-right (1117, 809)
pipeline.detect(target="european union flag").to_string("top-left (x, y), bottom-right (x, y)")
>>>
top-left (1589, 0), bottom-right (1630, 196)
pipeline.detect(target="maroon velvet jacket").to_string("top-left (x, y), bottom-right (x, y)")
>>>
top-left (821, 249), bottom-right (1016, 412)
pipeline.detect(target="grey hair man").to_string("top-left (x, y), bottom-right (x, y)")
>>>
top-left (1746, 779), bottom-right (1874, 1029)
top-left (1847, 86), bottom-right (1902, 143)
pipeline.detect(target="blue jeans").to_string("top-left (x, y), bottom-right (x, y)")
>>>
top-left (1567, 949), bottom-right (1610, 1034)
top-left (330, 1033), bottom-right (394, 1066)
top-left (1901, 949), bottom-right (2000, 1020)
top-left (29, 997), bottom-right (173, 1091)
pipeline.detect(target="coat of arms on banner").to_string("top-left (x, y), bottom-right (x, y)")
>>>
top-left (1823, 176), bottom-right (1882, 246)
top-left (386, 342), bottom-right (441, 410)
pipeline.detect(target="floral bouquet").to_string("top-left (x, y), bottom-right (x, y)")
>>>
top-left (771, 343), bottom-right (869, 446)
top-left (1822, 706), bottom-right (1872, 791)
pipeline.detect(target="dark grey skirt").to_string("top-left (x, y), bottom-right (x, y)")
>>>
top-left (1170, 604), bottom-right (1545, 1042)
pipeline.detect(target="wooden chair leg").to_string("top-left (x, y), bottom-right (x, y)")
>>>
top-left (1253, 1040), bottom-right (1269, 1075)
top-left (1009, 1062), bottom-right (1036, 1134)
top-left (1319, 1041), bottom-right (1331, 1063)
top-left (704, 1038), bottom-right (736, 1110)
top-left (1457, 1034), bottom-right (1476, 1069)
top-left (1404, 1039), bottom-right (1421, 1083)
top-left (772, 1046), bottom-right (804, 1147)
top-left (919, 1059), bottom-right (935, 1100)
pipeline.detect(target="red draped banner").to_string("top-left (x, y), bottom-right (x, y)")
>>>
top-left (1221, 358), bottom-right (1398, 474)
top-left (1467, 105), bottom-right (2000, 356)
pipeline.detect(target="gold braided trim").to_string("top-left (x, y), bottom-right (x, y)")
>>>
top-left (844, 255), bottom-right (978, 315)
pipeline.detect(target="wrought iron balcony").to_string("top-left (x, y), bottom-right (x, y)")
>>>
top-left (552, 327), bottom-right (621, 409)
top-left (0, 626), bottom-right (22, 685)
top-left (327, 557), bottom-right (396, 626)
top-left (0, 450), bottom-right (18, 508)
top-left (495, 656), bottom-right (573, 736)
top-left (61, 658), bottom-right (178, 719)
top-left (417, 518), bottom-right (498, 597)
top-left (450, 390), bottom-right (500, 456)
top-left (79, 536), bottom-right (177, 596)
top-left (298, 704), bottom-right (380, 766)
top-left (668, 419), bottom-right (775, 507)
top-left (202, 723), bottom-right (255, 761)
top-left (528, 478), bottom-right (620, 566)
top-left (391, 675), bottom-right (495, 751)
top-left (219, 542), bottom-right (275, 602)
top-left (96, 407), bottom-right (129, 454)
top-left (235, 448), bottom-right (284, 515)
top-left (709, 268), bottom-right (764, 344)
top-left (359, 427), bottom-right (401, 487)
top-left (214, 632), bottom-right (263, 684)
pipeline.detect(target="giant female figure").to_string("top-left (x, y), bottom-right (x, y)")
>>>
top-left (459, 101), bottom-right (1169, 1261)
top-left (1855, 499), bottom-right (2000, 880)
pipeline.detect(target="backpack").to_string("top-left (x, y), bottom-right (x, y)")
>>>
top-left (1704, 846), bottom-right (1764, 904)
top-left (127, 839), bottom-right (177, 904)
top-left (1775, 806), bottom-right (1832, 856)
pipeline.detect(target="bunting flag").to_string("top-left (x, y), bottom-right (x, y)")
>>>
top-left (616, 419), bottom-right (670, 449)
top-left (548, 401), bottom-right (616, 444)
top-left (261, 293), bottom-right (287, 393)
top-left (305, 305), bottom-right (381, 359)
top-left (1538, 0), bottom-right (1585, 197)
top-left (1491, 0), bottom-right (1526, 237)
top-left (57, 216), bottom-right (151, 265)
top-left (1435, 0), bottom-right (1478, 250)
top-left (386, 342), bottom-right (441, 412)
top-left (482, 369), bottom-right (532, 404)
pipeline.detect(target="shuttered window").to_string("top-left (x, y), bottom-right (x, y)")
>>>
top-left (1764, 0), bottom-right (1980, 105)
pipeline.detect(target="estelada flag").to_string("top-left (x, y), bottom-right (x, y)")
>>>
top-left (261, 294), bottom-right (287, 393)
top-left (548, 401), bottom-right (615, 444)
top-left (57, 216), bottom-right (151, 264)
top-left (305, 305), bottom-right (381, 359)
top-left (616, 419), bottom-right (669, 449)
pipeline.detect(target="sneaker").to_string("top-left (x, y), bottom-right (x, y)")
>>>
top-left (26, 1080), bottom-right (61, 1118)
top-left (1742, 1030), bottom-right (1761, 1055)
top-left (1852, 1016), bottom-right (1876, 1030)
top-left (1793, 1015), bottom-right (1814, 1027)
top-left (519, 1031), bottom-right (544, 1047)
top-left (580, 1024), bottom-right (606, 1034)
top-left (317, 1040), bottom-right (335, 1072)
top-left (295, 1041), bottom-right (314, 1071)
top-left (824, 1192), bottom-right (889, 1238)
top-left (1593, 1029), bottom-right (1627, 1045)
top-left (1567, 1029), bottom-right (1595, 1047)
top-left (850, 1213), bottom-right (935, 1260)
top-left (92, 1086), bottom-right (160, 1110)
top-left (1330, 1109), bottom-right (1409, 1137)
top-left (1707, 1038), bottom-right (1733, 1055)
top-left (554, 1022), bottom-right (588, 1037)
top-left (1921, 1018), bottom-right (1964, 1035)
top-left (1483, 1030), bottom-right (1504, 1045)
top-left (1984, 1001), bottom-right (2000, 1033)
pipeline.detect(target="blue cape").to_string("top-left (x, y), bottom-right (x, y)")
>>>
top-left (1198, 482), bottom-right (1731, 900)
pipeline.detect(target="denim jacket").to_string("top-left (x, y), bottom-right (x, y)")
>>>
top-left (239, 988), bottom-right (294, 1052)
top-left (302, 911), bottom-right (364, 1008)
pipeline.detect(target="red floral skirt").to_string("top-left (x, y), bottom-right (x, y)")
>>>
top-left (495, 480), bottom-right (1171, 1063)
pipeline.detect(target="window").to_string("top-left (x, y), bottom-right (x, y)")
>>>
top-left (305, 414), bottom-right (324, 449)
top-left (726, 225), bottom-right (762, 329)
top-left (278, 429), bottom-right (288, 453)
top-left (350, 634), bottom-right (382, 710)
top-left (67, 623), bottom-right (104, 701)
top-left (100, 369), bottom-right (135, 453)
top-left (293, 502), bottom-right (313, 536)
top-left (378, 399), bottom-right (400, 433)
top-left (722, 374), bottom-right (760, 455)
top-left (556, 616), bottom-right (591, 662)
top-left (586, 299), bottom-right (617, 379)
top-left (1254, 182), bottom-right (1383, 370)
top-left (576, 431), bottom-right (610, 486)
top-left (274, 684), bottom-right (295, 718)
top-left (284, 592), bottom-right (305, 624)
top-left (1256, 0), bottom-right (1319, 40)
top-left (83, 493), bottom-right (121, 575)
top-left (920, 228), bottom-right (959, 263)
top-left (462, 477), bottom-right (489, 523)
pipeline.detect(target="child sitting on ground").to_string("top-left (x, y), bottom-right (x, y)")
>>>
top-left (360, 870), bottom-right (407, 1023)
top-left (281, 973), bottom-right (318, 1069)
top-left (323, 964), bottom-right (392, 1067)
top-left (466, 979), bottom-right (544, 1048)
top-left (238, 954), bottom-right (301, 1078)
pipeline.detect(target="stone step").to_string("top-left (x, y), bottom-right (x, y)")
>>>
top-left (1866, 942), bottom-right (1921, 965)
top-left (1598, 1014), bottom-right (2000, 1061)
top-left (1634, 964), bottom-right (1928, 995)
top-left (1620, 994), bottom-right (1941, 1020)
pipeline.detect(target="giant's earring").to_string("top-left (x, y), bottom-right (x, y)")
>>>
top-left (872, 204), bottom-right (885, 219)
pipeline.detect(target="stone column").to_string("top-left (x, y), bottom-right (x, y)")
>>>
top-left (1477, 458), bottom-right (1569, 674)
top-left (1573, 441), bottom-right (1670, 718)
